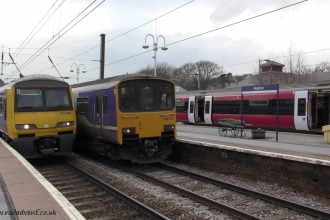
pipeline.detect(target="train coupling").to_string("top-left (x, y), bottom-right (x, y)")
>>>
top-left (35, 137), bottom-right (59, 155)
top-left (142, 140), bottom-right (159, 157)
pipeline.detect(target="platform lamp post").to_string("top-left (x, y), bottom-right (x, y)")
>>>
top-left (70, 63), bottom-right (86, 83)
top-left (142, 34), bottom-right (168, 77)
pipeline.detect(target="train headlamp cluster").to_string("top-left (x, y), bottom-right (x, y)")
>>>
top-left (122, 127), bottom-right (136, 135)
top-left (56, 121), bottom-right (75, 128)
top-left (15, 124), bottom-right (37, 130)
top-left (164, 124), bottom-right (175, 132)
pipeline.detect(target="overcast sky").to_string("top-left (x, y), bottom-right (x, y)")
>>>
top-left (0, 0), bottom-right (329, 84)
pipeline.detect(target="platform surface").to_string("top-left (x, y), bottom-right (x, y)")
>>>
top-left (0, 139), bottom-right (83, 220)
top-left (177, 124), bottom-right (330, 165)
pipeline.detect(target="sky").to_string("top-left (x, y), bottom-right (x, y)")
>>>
top-left (0, 0), bottom-right (329, 84)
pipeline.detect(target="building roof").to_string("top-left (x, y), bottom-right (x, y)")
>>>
top-left (261, 60), bottom-right (285, 67)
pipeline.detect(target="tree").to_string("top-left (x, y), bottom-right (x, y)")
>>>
top-left (135, 63), bottom-right (175, 80)
top-left (174, 60), bottom-right (224, 90)
top-left (195, 61), bottom-right (224, 90)
top-left (173, 63), bottom-right (197, 90)
top-left (314, 62), bottom-right (330, 73)
top-left (135, 60), bottom-right (225, 91)
top-left (284, 45), bottom-right (311, 83)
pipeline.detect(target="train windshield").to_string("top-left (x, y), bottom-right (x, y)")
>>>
top-left (15, 88), bottom-right (72, 112)
top-left (119, 79), bottom-right (174, 112)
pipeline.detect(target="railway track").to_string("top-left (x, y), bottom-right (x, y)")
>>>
top-left (112, 162), bottom-right (330, 220)
top-left (35, 161), bottom-right (169, 220)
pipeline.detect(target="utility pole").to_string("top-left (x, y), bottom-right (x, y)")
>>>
top-left (8, 53), bottom-right (23, 78)
top-left (100, 33), bottom-right (105, 79)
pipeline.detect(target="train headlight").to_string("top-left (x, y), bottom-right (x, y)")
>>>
top-left (56, 121), bottom-right (75, 128)
top-left (164, 124), bottom-right (175, 132)
top-left (15, 124), bottom-right (37, 130)
top-left (122, 127), bottom-right (136, 135)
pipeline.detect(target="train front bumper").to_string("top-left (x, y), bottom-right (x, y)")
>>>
top-left (12, 132), bottom-right (75, 158)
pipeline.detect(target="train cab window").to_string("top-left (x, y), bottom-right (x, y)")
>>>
top-left (205, 101), bottom-right (210, 114)
top-left (16, 89), bottom-right (43, 108)
top-left (159, 85), bottom-right (173, 110)
top-left (77, 97), bottom-right (88, 115)
top-left (119, 79), bottom-right (174, 112)
top-left (298, 98), bottom-right (306, 116)
top-left (15, 88), bottom-right (72, 112)
top-left (141, 86), bottom-right (153, 110)
top-left (45, 89), bottom-right (70, 108)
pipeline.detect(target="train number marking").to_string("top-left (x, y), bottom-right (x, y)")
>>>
top-left (59, 112), bottom-right (71, 115)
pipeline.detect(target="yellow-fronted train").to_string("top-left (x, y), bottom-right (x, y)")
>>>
top-left (72, 74), bottom-right (176, 163)
top-left (0, 75), bottom-right (76, 158)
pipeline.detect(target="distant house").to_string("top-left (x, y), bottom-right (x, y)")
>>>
top-left (260, 60), bottom-right (284, 73)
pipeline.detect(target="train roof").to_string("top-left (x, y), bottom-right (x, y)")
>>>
top-left (71, 73), bottom-right (174, 93)
top-left (176, 83), bottom-right (330, 96)
top-left (0, 74), bottom-right (68, 92)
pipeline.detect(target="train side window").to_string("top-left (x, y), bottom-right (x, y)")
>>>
top-left (189, 101), bottom-right (194, 113)
top-left (77, 97), bottom-right (88, 115)
top-left (205, 101), bottom-right (210, 114)
top-left (175, 99), bottom-right (187, 113)
top-left (96, 96), bottom-right (100, 114)
top-left (212, 100), bottom-right (240, 114)
top-left (298, 98), bottom-right (306, 116)
top-left (103, 96), bottom-right (108, 114)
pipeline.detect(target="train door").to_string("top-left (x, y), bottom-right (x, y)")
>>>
top-left (188, 96), bottom-right (196, 123)
top-left (294, 91), bottom-right (309, 130)
top-left (314, 90), bottom-right (330, 129)
top-left (196, 96), bottom-right (205, 123)
top-left (95, 95), bottom-right (104, 138)
top-left (204, 96), bottom-right (213, 124)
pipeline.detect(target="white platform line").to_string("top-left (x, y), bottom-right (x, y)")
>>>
top-left (0, 139), bottom-right (85, 220)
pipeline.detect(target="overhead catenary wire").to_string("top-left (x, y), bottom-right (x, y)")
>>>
top-left (105, 0), bottom-right (195, 44)
top-left (18, 0), bottom-right (100, 70)
top-left (33, 0), bottom-right (196, 75)
top-left (33, 0), bottom-right (309, 81)
top-left (6, 0), bottom-right (105, 80)
top-left (83, 0), bottom-right (310, 73)
top-left (13, 0), bottom-right (66, 58)
top-left (84, 49), bottom-right (153, 73)
top-left (223, 48), bottom-right (330, 68)
top-left (3, 51), bottom-right (95, 62)
top-left (166, 0), bottom-right (308, 47)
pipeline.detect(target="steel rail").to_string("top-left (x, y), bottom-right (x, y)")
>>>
top-left (158, 163), bottom-right (330, 220)
top-left (65, 162), bottom-right (169, 220)
top-left (117, 165), bottom-right (258, 220)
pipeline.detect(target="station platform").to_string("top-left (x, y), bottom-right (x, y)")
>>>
top-left (177, 124), bottom-right (330, 166)
top-left (0, 139), bottom-right (83, 220)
